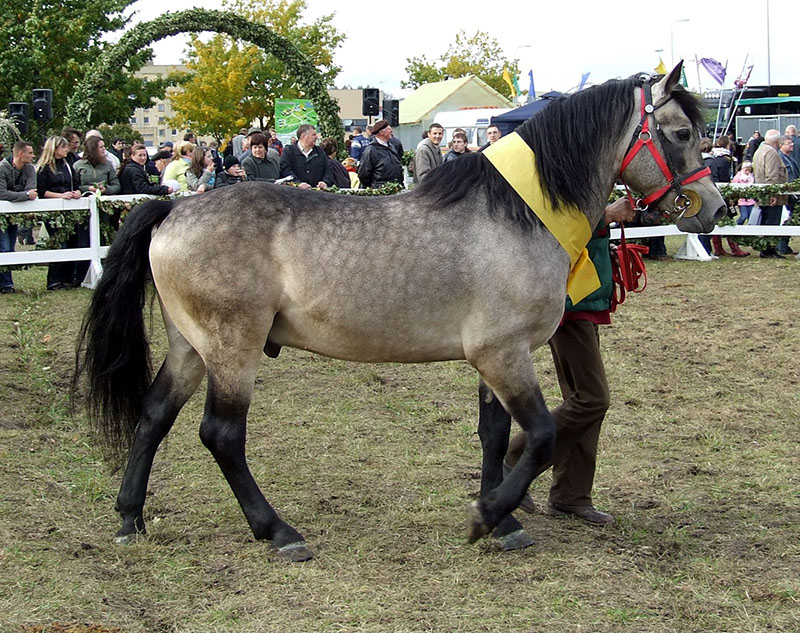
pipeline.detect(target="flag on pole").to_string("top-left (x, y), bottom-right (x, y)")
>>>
top-left (512, 72), bottom-right (521, 96)
top-left (528, 70), bottom-right (535, 99)
top-left (734, 64), bottom-right (754, 88)
top-left (655, 58), bottom-right (668, 75)
top-left (578, 72), bottom-right (590, 91)
top-left (699, 58), bottom-right (727, 85)
top-left (502, 67), bottom-right (517, 97)
top-left (680, 66), bottom-right (689, 88)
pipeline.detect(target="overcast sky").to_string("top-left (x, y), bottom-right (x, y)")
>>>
top-left (127, 0), bottom-right (796, 98)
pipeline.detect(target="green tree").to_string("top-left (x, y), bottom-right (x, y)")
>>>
top-left (402, 31), bottom-right (519, 97)
top-left (167, 35), bottom-right (261, 143)
top-left (169, 0), bottom-right (344, 136)
top-left (0, 0), bottom-right (168, 132)
top-left (98, 122), bottom-right (140, 145)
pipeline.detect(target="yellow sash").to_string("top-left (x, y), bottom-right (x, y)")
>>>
top-left (483, 132), bottom-right (600, 304)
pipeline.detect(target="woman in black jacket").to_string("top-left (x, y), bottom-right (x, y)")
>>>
top-left (120, 144), bottom-right (173, 195)
top-left (36, 136), bottom-right (83, 290)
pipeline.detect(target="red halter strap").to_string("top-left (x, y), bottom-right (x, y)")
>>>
top-left (618, 81), bottom-right (711, 210)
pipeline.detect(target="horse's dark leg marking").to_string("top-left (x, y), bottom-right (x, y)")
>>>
top-left (468, 352), bottom-right (555, 543)
top-left (115, 354), bottom-right (204, 543)
top-left (199, 374), bottom-right (311, 562)
top-left (477, 379), bottom-right (533, 550)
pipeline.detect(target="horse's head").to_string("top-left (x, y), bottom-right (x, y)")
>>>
top-left (618, 62), bottom-right (726, 233)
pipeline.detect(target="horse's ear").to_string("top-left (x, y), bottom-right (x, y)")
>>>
top-left (662, 60), bottom-right (684, 93)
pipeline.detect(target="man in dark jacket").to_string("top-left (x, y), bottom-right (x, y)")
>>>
top-left (279, 124), bottom-right (333, 189)
top-left (501, 198), bottom-right (637, 526)
top-left (0, 141), bottom-right (38, 293)
top-left (357, 120), bottom-right (403, 189)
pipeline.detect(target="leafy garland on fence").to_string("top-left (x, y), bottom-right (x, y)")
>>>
top-left (0, 196), bottom-right (160, 272)
top-left (716, 180), bottom-right (800, 251)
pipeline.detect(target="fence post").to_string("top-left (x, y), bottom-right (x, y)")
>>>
top-left (83, 194), bottom-right (102, 289)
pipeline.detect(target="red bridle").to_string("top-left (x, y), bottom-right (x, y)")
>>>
top-left (618, 78), bottom-right (710, 218)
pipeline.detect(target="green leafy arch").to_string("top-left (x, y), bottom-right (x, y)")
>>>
top-left (65, 9), bottom-right (343, 140)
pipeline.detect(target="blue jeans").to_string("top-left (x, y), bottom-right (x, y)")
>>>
top-left (0, 224), bottom-right (18, 289)
top-left (736, 204), bottom-right (753, 225)
top-left (648, 236), bottom-right (667, 257)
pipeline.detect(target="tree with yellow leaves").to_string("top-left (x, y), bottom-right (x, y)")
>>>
top-left (169, 0), bottom-right (344, 141)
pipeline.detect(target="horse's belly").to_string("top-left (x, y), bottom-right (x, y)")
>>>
top-left (267, 311), bottom-right (467, 363)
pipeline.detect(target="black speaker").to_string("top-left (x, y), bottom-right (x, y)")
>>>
top-left (32, 88), bottom-right (53, 121)
top-left (362, 88), bottom-right (380, 116)
top-left (8, 102), bottom-right (28, 135)
top-left (383, 99), bottom-right (399, 127)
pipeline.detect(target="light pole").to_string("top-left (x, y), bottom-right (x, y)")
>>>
top-left (670, 18), bottom-right (690, 67)
top-left (766, 0), bottom-right (771, 87)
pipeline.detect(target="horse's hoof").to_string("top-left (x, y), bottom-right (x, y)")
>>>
top-left (113, 532), bottom-right (142, 545)
top-left (276, 541), bottom-right (314, 562)
top-left (466, 500), bottom-right (490, 544)
top-left (494, 528), bottom-right (535, 551)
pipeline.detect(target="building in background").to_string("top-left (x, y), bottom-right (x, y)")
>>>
top-left (130, 65), bottom-right (194, 147)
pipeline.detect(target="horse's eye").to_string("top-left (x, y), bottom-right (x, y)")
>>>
top-left (675, 129), bottom-right (691, 142)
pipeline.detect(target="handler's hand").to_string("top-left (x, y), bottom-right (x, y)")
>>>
top-left (298, 182), bottom-right (312, 190)
top-left (604, 197), bottom-right (636, 225)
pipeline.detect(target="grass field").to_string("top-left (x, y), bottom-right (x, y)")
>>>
top-left (1, 244), bottom-right (798, 633)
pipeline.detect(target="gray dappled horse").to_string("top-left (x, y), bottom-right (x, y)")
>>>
top-left (75, 64), bottom-right (725, 561)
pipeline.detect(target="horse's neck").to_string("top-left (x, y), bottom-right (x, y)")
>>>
top-left (584, 166), bottom-right (620, 229)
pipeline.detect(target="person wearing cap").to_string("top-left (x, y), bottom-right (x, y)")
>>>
top-left (279, 124), bottom-right (333, 189)
top-left (215, 155), bottom-right (247, 188)
top-left (357, 119), bottom-right (403, 189)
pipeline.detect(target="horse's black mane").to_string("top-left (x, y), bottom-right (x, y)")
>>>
top-left (413, 74), bottom-right (704, 229)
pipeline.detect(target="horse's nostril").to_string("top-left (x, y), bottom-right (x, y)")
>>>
top-left (715, 204), bottom-right (727, 221)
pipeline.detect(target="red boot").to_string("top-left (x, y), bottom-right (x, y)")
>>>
top-left (712, 235), bottom-right (730, 256)
top-left (727, 239), bottom-right (751, 257)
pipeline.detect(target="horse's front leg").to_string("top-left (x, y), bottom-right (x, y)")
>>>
top-left (476, 379), bottom-right (535, 550)
top-left (468, 347), bottom-right (555, 543)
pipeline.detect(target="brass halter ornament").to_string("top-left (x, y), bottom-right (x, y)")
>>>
top-left (618, 74), bottom-right (710, 219)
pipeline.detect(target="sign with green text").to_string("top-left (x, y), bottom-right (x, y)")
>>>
top-left (274, 99), bottom-right (318, 143)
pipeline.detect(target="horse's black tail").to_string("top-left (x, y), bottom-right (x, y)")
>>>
top-left (73, 199), bottom-right (175, 461)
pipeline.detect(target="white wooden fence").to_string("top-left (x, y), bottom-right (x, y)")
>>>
top-left (0, 195), bottom-right (146, 289)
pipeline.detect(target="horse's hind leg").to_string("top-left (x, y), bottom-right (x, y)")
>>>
top-left (476, 379), bottom-right (534, 551)
top-left (467, 346), bottom-right (555, 543)
top-left (115, 327), bottom-right (205, 543)
top-left (199, 354), bottom-right (311, 562)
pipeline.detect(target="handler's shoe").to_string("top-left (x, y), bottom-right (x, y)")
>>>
top-left (502, 459), bottom-right (536, 514)
top-left (547, 502), bottom-right (614, 526)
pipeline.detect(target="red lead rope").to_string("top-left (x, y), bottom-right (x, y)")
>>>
top-left (610, 223), bottom-right (649, 312)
